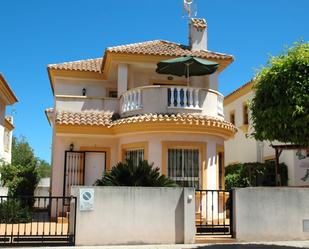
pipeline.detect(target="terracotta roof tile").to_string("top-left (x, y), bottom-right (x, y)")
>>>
top-left (48, 58), bottom-right (102, 73)
top-left (48, 40), bottom-right (233, 73)
top-left (191, 18), bottom-right (207, 29)
top-left (106, 40), bottom-right (233, 61)
top-left (55, 111), bottom-right (237, 133)
top-left (45, 108), bottom-right (54, 114)
top-left (56, 111), bottom-right (112, 126)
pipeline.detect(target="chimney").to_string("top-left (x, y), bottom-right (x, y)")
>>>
top-left (189, 18), bottom-right (207, 51)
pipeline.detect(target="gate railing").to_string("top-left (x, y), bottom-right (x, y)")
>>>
top-left (0, 196), bottom-right (76, 246)
top-left (195, 189), bottom-right (233, 236)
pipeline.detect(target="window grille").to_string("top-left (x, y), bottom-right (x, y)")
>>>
top-left (125, 148), bottom-right (144, 166)
top-left (167, 148), bottom-right (199, 187)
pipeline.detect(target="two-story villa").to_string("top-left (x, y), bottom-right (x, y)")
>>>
top-left (0, 73), bottom-right (18, 164)
top-left (46, 18), bottom-right (236, 197)
top-left (224, 81), bottom-right (309, 186)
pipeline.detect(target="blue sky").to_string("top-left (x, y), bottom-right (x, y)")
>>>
top-left (0, 0), bottom-right (308, 162)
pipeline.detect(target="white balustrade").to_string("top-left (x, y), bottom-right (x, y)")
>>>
top-left (217, 94), bottom-right (224, 117)
top-left (121, 89), bottom-right (142, 113)
top-left (168, 87), bottom-right (200, 109)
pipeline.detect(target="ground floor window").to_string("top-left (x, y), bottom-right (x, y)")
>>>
top-left (167, 148), bottom-right (199, 188)
top-left (125, 148), bottom-right (144, 166)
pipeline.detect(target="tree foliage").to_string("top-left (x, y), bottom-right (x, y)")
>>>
top-left (251, 42), bottom-right (309, 145)
top-left (36, 159), bottom-right (51, 179)
top-left (95, 160), bottom-right (177, 187)
top-left (0, 136), bottom-right (39, 198)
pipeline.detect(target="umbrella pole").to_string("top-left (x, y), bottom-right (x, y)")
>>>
top-left (186, 63), bottom-right (190, 86)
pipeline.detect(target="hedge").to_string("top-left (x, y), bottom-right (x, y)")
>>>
top-left (225, 161), bottom-right (288, 190)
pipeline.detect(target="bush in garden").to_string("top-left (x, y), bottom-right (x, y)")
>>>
top-left (225, 161), bottom-right (288, 190)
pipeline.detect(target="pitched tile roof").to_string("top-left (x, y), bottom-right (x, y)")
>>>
top-left (54, 111), bottom-right (237, 133)
top-left (106, 40), bottom-right (233, 61)
top-left (224, 80), bottom-right (254, 106)
top-left (48, 40), bottom-right (233, 73)
top-left (48, 58), bottom-right (102, 73)
top-left (191, 18), bottom-right (207, 29)
top-left (55, 111), bottom-right (113, 126)
top-left (0, 73), bottom-right (18, 104)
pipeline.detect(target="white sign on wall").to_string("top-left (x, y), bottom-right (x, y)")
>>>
top-left (80, 188), bottom-right (94, 211)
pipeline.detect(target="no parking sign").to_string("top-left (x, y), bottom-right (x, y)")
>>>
top-left (80, 188), bottom-right (94, 211)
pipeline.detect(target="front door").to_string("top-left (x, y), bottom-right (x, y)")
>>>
top-left (84, 152), bottom-right (106, 185)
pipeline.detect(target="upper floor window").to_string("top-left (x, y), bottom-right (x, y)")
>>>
top-left (243, 104), bottom-right (249, 125)
top-left (229, 111), bottom-right (235, 125)
top-left (3, 128), bottom-right (10, 152)
top-left (107, 89), bottom-right (118, 98)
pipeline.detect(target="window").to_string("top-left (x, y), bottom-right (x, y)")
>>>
top-left (243, 104), bottom-right (249, 125)
top-left (107, 89), bottom-right (118, 98)
top-left (3, 128), bottom-right (10, 152)
top-left (167, 148), bottom-right (199, 187)
top-left (124, 148), bottom-right (144, 166)
top-left (230, 111), bottom-right (235, 125)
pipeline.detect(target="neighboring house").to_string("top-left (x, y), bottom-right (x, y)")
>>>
top-left (224, 81), bottom-right (309, 186)
top-left (0, 73), bottom-right (18, 164)
top-left (45, 18), bottom-right (236, 197)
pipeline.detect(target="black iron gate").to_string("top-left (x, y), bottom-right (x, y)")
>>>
top-left (195, 189), bottom-right (233, 236)
top-left (0, 196), bottom-right (76, 246)
top-left (63, 151), bottom-right (86, 197)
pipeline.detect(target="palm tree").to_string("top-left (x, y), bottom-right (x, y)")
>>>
top-left (95, 160), bottom-right (177, 187)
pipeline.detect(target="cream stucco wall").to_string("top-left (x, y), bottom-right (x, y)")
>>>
top-left (54, 77), bottom-right (116, 97)
top-left (51, 131), bottom-right (225, 197)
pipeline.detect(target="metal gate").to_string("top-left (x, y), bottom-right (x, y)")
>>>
top-left (0, 196), bottom-right (76, 246)
top-left (63, 151), bottom-right (85, 197)
top-left (195, 190), bottom-right (233, 236)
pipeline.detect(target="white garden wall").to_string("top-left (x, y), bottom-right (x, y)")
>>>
top-left (71, 186), bottom-right (195, 246)
top-left (233, 187), bottom-right (309, 241)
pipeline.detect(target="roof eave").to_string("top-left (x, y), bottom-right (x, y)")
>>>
top-left (0, 74), bottom-right (18, 105)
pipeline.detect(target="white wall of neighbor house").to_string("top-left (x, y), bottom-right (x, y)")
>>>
top-left (0, 101), bottom-right (5, 161)
top-left (2, 128), bottom-right (13, 164)
top-left (71, 186), bottom-right (195, 245)
top-left (224, 89), bottom-right (309, 187)
top-left (234, 187), bottom-right (309, 241)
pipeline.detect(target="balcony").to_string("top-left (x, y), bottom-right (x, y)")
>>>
top-left (55, 95), bottom-right (119, 113)
top-left (120, 86), bottom-right (224, 119)
top-left (54, 86), bottom-right (224, 120)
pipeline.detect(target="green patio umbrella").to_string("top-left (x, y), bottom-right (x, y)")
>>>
top-left (156, 55), bottom-right (219, 85)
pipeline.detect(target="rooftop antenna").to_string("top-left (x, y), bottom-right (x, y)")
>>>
top-left (182, 0), bottom-right (197, 19)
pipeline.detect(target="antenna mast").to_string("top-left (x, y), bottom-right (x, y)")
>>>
top-left (182, 0), bottom-right (197, 19)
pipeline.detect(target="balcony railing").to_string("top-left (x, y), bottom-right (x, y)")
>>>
top-left (121, 89), bottom-right (142, 113)
top-left (120, 86), bottom-right (224, 119)
top-left (168, 87), bottom-right (201, 109)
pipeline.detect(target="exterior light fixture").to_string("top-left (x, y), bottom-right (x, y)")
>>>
top-left (82, 88), bottom-right (86, 96)
top-left (70, 143), bottom-right (74, 151)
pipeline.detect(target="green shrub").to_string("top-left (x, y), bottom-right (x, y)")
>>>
top-left (95, 160), bottom-right (177, 187)
top-left (225, 161), bottom-right (288, 190)
top-left (0, 199), bottom-right (32, 223)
